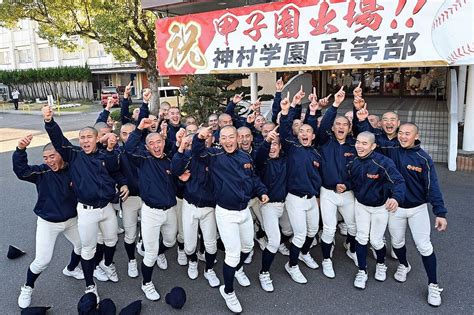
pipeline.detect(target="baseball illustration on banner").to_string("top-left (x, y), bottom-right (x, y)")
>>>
top-left (431, 0), bottom-right (474, 65)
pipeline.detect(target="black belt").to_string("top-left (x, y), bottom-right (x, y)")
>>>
top-left (82, 204), bottom-right (101, 210)
top-left (290, 191), bottom-right (314, 199)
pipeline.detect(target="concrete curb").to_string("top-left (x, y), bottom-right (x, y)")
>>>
top-left (0, 110), bottom-right (81, 116)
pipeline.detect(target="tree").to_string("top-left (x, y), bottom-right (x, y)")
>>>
top-left (0, 0), bottom-right (164, 109)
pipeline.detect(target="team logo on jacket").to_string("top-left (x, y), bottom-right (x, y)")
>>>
top-left (313, 161), bottom-right (320, 168)
top-left (166, 169), bottom-right (171, 175)
top-left (366, 173), bottom-right (380, 179)
top-left (243, 163), bottom-right (252, 169)
top-left (344, 152), bottom-right (354, 157)
top-left (407, 164), bottom-right (422, 173)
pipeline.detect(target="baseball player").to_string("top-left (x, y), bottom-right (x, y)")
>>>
top-left (14, 136), bottom-right (83, 309)
top-left (43, 105), bottom-right (129, 301)
top-left (171, 129), bottom-right (220, 287)
top-left (358, 114), bottom-right (447, 306)
top-left (192, 125), bottom-right (269, 314)
top-left (348, 131), bottom-right (405, 290)
top-left (208, 114), bottom-right (219, 132)
top-left (279, 89), bottom-right (322, 284)
top-left (124, 118), bottom-right (178, 301)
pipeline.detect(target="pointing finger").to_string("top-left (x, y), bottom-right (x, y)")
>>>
top-left (286, 91), bottom-right (290, 100)
top-left (357, 82), bottom-right (361, 88)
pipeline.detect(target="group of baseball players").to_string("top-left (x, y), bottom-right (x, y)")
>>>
top-left (13, 79), bottom-right (448, 313)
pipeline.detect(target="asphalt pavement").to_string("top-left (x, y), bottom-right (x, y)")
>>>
top-left (0, 112), bottom-right (473, 314)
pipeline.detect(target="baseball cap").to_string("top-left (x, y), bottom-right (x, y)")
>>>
top-left (7, 245), bottom-right (26, 259)
top-left (119, 300), bottom-right (142, 315)
top-left (21, 306), bottom-right (51, 315)
top-left (165, 287), bottom-right (186, 309)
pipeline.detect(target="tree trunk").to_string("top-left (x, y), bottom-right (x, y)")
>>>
top-left (145, 67), bottom-right (160, 113)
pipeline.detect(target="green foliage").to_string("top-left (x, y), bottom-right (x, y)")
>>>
top-left (0, 66), bottom-right (91, 86)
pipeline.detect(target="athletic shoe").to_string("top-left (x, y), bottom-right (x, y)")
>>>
top-left (394, 263), bottom-right (411, 283)
top-left (203, 269), bottom-right (220, 287)
top-left (99, 261), bottom-right (119, 282)
top-left (128, 259), bottom-right (139, 278)
top-left (85, 283), bottom-right (99, 302)
top-left (141, 281), bottom-right (160, 301)
top-left (354, 270), bottom-right (368, 289)
top-left (346, 249), bottom-right (359, 267)
top-left (177, 248), bottom-right (187, 266)
top-left (369, 246), bottom-right (377, 260)
top-left (93, 266), bottom-right (108, 282)
top-left (259, 272), bottom-right (274, 292)
top-left (255, 237), bottom-right (267, 251)
top-left (322, 259), bottom-right (335, 279)
top-left (338, 222), bottom-right (348, 236)
top-left (285, 262), bottom-right (307, 284)
top-left (278, 243), bottom-right (289, 256)
top-left (390, 246), bottom-right (398, 259)
top-left (187, 261), bottom-right (198, 280)
top-left (298, 253), bottom-right (319, 269)
top-left (156, 254), bottom-right (168, 270)
top-left (244, 250), bottom-right (253, 264)
top-left (18, 285), bottom-right (33, 308)
top-left (117, 227), bottom-right (125, 235)
top-left (62, 266), bottom-right (84, 280)
top-left (219, 285), bottom-right (242, 313)
top-left (197, 251), bottom-right (206, 262)
top-left (427, 283), bottom-right (443, 307)
top-left (374, 263), bottom-right (387, 282)
top-left (136, 241), bottom-right (144, 257)
top-left (235, 267), bottom-right (250, 287)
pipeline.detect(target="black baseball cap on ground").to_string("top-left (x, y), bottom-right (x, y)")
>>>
top-left (165, 287), bottom-right (186, 309)
top-left (119, 300), bottom-right (142, 315)
top-left (21, 306), bottom-right (51, 315)
top-left (7, 245), bottom-right (26, 259)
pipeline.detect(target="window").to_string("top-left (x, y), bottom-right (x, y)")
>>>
top-left (62, 50), bottom-right (80, 60)
top-left (17, 49), bottom-right (32, 63)
top-left (88, 42), bottom-right (106, 58)
top-left (0, 51), bottom-right (10, 64)
top-left (39, 47), bottom-right (54, 62)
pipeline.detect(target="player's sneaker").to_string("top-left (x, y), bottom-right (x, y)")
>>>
top-left (156, 254), bottom-right (168, 270)
top-left (338, 222), bottom-right (348, 236)
top-left (354, 270), bottom-right (368, 289)
top-left (99, 261), bottom-right (119, 282)
top-left (322, 259), bottom-right (335, 279)
top-left (18, 285), bottom-right (33, 308)
top-left (255, 237), bottom-right (267, 251)
top-left (128, 259), bottom-right (139, 278)
top-left (285, 262), bottom-right (307, 284)
top-left (427, 283), bottom-right (443, 307)
top-left (298, 253), bottom-right (319, 269)
top-left (187, 261), bottom-right (198, 280)
top-left (394, 263), bottom-right (411, 283)
top-left (136, 240), bottom-right (144, 257)
top-left (235, 267), bottom-right (250, 287)
top-left (219, 285), bottom-right (242, 313)
top-left (85, 283), bottom-right (99, 302)
top-left (203, 269), bottom-right (220, 287)
top-left (62, 266), bottom-right (84, 280)
top-left (343, 242), bottom-right (359, 267)
top-left (278, 243), bottom-right (289, 256)
top-left (177, 248), bottom-right (187, 266)
top-left (244, 250), bottom-right (253, 264)
top-left (374, 263), bottom-right (387, 282)
top-left (93, 265), bottom-right (108, 282)
top-left (141, 281), bottom-right (160, 301)
top-left (259, 272), bottom-right (274, 292)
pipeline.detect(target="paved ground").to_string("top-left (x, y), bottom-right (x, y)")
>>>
top-left (0, 112), bottom-right (473, 314)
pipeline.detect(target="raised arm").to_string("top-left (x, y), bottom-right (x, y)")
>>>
top-left (120, 82), bottom-right (133, 125)
top-left (12, 135), bottom-right (45, 183)
top-left (42, 105), bottom-right (76, 162)
top-left (225, 93), bottom-right (245, 129)
top-left (271, 78), bottom-right (284, 123)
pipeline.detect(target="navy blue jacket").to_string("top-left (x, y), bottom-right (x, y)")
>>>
top-left (348, 151), bottom-right (406, 207)
top-left (377, 140), bottom-right (447, 217)
top-left (165, 123), bottom-right (186, 144)
top-left (125, 128), bottom-right (177, 209)
top-left (192, 137), bottom-right (267, 211)
top-left (255, 141), bottom-right (287, 202)
top-left (171, 149), bottom-right (216, 208)
top-left (355, 118), bottom-right (400, 147)
top-left (280, 107), bottom-right (322, 197)
top-left (315, 105), bottom-right (357, 190)
top-left (45, 119), bottom-right (125, 208)
top-left (225, 101), bottom-right (246, 129)
top-left (271, 92), bottom-right (303, 125)
top-left (118, 145), bottom-right (140, 197)
top-left (96, 109), bottom-right (110, 124)
top-left (12, 148), bottom-right (77, 222)
top-left (120, 98), bottom-right (135, 126)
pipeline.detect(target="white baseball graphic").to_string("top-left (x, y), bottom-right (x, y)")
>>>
top-left (431, 0), bottom-right (474, 65)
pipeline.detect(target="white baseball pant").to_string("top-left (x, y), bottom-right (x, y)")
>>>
top-left (182, 199), bottom-right (217, 255)
top-left (285, 193), bottom-right (319, 248)
top-left (261, 202), bottom-right (285, 253)
top-left (141, 204), bottom-right (177, 267)
top-left (176, 197), bottom-right (184, 244)
top-left (248, 197), bottom-right (264, 229)
top-left (355, 200), bottom-right (389, 250)
top-left (120, 196), bottom-right (142, 245)
top-left (29, 216), bottom-right (82, 274)
top-left (320, 187), bottom-right (356, 244)
top-left (77, 203), bottom-right (118, 260)
top-left (215, 206), bottom-right (254, 268)
top-left (389, 204), bottom-right (433, 256)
